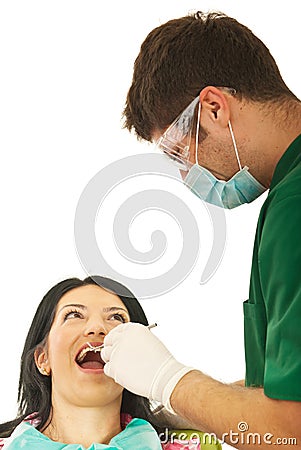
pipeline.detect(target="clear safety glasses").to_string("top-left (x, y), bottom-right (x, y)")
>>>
top-left (156, 96), bottom-right (199, 171)
top-left (156, 87), bottom-right (236, 171)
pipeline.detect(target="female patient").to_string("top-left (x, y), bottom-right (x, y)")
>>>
top-left (0, 276), bottom-right (204, 449)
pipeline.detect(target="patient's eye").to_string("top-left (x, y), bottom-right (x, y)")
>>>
top-left (108, 312), bottom-right (127, 323)
top-left (64, 309), bottom-right (84, 321)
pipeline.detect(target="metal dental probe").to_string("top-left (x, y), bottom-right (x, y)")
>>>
top-left (87, 323), bottom-right (158, 352)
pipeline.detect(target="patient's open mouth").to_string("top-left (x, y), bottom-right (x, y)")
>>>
top-left (75, 343), bottom-right (105, 370)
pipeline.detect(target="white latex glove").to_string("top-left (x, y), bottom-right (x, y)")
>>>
top-left (101, 323), bottom-right (193, 413)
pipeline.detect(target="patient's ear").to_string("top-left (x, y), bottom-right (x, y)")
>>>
top-left (34, 344), bottom-right (51, 376)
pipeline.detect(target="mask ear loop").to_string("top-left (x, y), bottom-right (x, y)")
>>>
top-left (228, 121), bottom-right (242, 171)
top-left (195, 99), bottom-right (201, 165)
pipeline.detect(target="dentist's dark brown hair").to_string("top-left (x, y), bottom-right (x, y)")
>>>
top-left (123, 11), bottom-right (298, 142)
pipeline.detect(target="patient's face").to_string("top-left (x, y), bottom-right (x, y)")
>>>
top-left (38, 284), bottom-right (130, 409)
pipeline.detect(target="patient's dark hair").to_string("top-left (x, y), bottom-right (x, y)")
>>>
top-left (123, 11), bottom-right (299, 141)
top-left (0, 276), bottom-right (164, 438)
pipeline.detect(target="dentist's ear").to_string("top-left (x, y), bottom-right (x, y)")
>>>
top-left (199, 86), bottom-right (231, 128)
top-left (34, 345), bottom-right (51, 376)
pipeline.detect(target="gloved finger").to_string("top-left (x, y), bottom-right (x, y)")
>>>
top-left (103, 322), bottom-right (132, 346)
top-left (103, 361), bottom-right (112, 378)
top-left (101, 345), bottom-right (112, 363)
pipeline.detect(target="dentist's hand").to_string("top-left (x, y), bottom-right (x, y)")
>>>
top-left (101, 323), bottom-right (193, 412)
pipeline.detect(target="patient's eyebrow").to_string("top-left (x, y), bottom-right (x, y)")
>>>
top-left (58, 303), bottom-right (87, 314)
top-left (58, 304), bottom-right (128, 314)
top-left (103, 306), bottom-right (129, 314)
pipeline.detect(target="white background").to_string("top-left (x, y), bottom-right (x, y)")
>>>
top-left (0, 0), bottom-right (300, 446)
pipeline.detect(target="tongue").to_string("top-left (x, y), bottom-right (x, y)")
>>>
top-left (80, 360), bottom-right (103, 370)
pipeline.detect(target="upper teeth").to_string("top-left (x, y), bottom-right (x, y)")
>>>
top-left (76, 344), bottom-right (103, 363)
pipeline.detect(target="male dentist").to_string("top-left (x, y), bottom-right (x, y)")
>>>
top-left (102, 12), bottom-right (301, 449)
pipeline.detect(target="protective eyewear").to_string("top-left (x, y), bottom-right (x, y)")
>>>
top-left (156, 87), bottom-right (236, 171)
top-left (156, 96), bottom-right (199, 171)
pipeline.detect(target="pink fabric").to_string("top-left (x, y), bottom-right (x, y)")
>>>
top-left (0, 413), bottom-right (40, 449)
top-left (162, 438), bottom-right (201, 449)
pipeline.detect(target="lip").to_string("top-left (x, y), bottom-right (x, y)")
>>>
top-left (76, 365), bottom-right (105, 375)
top-left (75, 341), bottom-right (105, 375)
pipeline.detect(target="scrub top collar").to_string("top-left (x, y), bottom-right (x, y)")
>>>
top-left (269, 133), bottom-right (301, 191)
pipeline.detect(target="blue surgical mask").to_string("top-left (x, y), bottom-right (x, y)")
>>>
top-left (184, 163), bottom-right (267, 209)
top-left (184, 102), bottom-right (267, 209)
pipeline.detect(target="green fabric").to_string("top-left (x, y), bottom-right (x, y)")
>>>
top-left (244, 134), bottom-right (301, 400)
top-left (5, 419), bottom-right (162, 449)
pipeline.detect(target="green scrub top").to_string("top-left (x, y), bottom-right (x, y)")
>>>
top-left (244, 134), bottom-right (301, 401)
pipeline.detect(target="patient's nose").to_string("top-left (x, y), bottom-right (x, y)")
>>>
top-left (84, 318), bottom-right (107, 336)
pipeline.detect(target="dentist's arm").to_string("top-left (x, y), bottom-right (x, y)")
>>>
top-left (101, 323), bottom-right (301, 450)
top-left (171, 370), bottom-right (300, 449)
